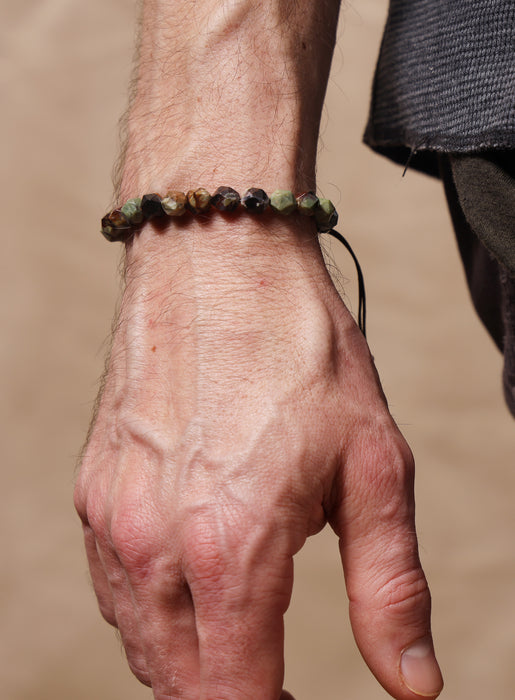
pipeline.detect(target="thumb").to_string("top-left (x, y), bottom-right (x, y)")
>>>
top-left (332, 426), bottom-right (443, 699)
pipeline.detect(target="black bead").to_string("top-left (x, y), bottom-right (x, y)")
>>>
top-left (141, 193), bottom-right (164, 219)
top-left (211, 186), bottom-right (241, 212)
top-left (315, 205), bottom-right (339, 232)
top-left (242, 188), bottom-right (269, 213)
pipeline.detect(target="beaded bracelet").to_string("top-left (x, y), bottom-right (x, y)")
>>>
top-left (101, 187), bottom-right (339, 241)
top-left (100, 186), bottom-right (366, 337)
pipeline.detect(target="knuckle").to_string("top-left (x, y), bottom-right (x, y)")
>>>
top-left (84, 495), bottom-right (109, 539)
top-left (83, 502), bottom-right (105, 538)
top-left (97, 598), bottom-right (118, 627)
top-left (367, 436), bottom-right (416, 525)
top-left (126, 658), bottom-right (152, 687)
top-left (184, 523), bottom-right (225, 587)
top-left (74, 450), bottom-right (95, 507)
top-left (109, 513), bottom-right (154, 573)
top-left (378, 437), bottom-right (414, 492)
top-left (73, 484), bottom-right (87, 523)
top-left (182, 509), bottom-right (249, 591)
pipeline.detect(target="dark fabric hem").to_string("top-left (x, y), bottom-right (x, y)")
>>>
top-left (363, 127), bottom-right (515, 178)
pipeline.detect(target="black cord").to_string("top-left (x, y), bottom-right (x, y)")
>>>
top-left (325, 228), bottom-right (367, 338)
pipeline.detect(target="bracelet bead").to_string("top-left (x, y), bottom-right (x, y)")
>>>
top-left (296, 191), bottom-right (319, 216)
top-left (270, 190), bottom-right (297, 215)
top-left (315, 198), bottom-right (338, 232)
top-left (101, 209), bottom-right (130, 241)
top-left (242, 188), bottom-right (270, 213)
top-left (120, 197), bottom-right (143, 225)
top-left (141, 193), bottom-right (164, 219)
top-left (186, 188), bottom-right (212, 214)
top-left (211, 186), bottom-right (241, 212)
top-left (162, 190), bottom-right (187, 217)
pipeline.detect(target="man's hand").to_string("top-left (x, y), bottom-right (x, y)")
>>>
top-left (75, 215), bottom-right (442, 699)
top-left (75, 1), bottom-right (443, 697)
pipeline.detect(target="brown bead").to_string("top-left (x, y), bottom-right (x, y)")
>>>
top-left (101, 209), bottom-right (130, 242)
top-left (162, 191), bottom-right (187, 217)
top-left (186, 188), bottom-right (212, 213)
top-left (141, 193), bottom-right (164, 219)
top-left (211, 186), bottom-right (241, 212)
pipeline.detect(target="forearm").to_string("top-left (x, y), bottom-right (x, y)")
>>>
top-left (119, 0), bottom-right (341, 199)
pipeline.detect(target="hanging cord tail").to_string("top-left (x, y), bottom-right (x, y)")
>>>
top-left (324, 228), bottom-right (367, 338)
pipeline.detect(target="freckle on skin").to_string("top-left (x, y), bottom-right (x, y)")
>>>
top-left (259, 279), bottom-right (267, 287)
top-left (151, 346), bottom-right (156, 352)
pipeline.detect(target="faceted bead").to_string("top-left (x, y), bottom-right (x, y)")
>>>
top-left (161, 191), bottom-right (187, 217)
top-left (242, 188), bottom-right (270, 213)
top-left (211, 186), bottom-right (241, 212)
top-left (109, 209), bottom-right (130, 228)
top-left (270, 190), bottom-right (297, 215)
top-left (101, 209), bottom-right (130, 241)
top-left (296, 191), bottom-right (319, 216)
top-left (315, 198), bottom-right (338, 232)
top-left (101, 221), bottom-right (117, 241)
top-left (120, 197), bottom-right (143, 225)
top-left (141, 193), bottom-right (164, 219)
top-left (186, 188), bottom-right (212, 213)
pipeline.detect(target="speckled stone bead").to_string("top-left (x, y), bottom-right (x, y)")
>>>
top-left (141, 193), bottom-right (164, 219)
top-left (211, 186), bottom-right (241, 212)
top-left (296, 191), bottom-right (319, 216)
top-left (270, 190), bottom-right (297, 215)
top-left (161, 190), bottom-right (187, 217)
top-left (242, 188), bottom-right (269, 213)
top-left (315, 198), bottom-right (338, 232)
top-left (101, 209), bottom-right (130, 241)
top-left (186, 188), bottom-right (212, 213)
top-left (121, 197), bottom-right (143, 225)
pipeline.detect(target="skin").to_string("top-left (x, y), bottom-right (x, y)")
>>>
top-left (74, 1), bottom-right (444, 698)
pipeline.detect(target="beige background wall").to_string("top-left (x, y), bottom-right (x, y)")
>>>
top-left (2, 1), bottom-right (514, 698)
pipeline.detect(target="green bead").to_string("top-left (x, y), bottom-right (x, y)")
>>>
top-left (121, 198), bottom-right (143, 225)
top-left (315, 198), bottom-right (338, 232)
top-left (296, 191), bottom-right (319, 216)
top-left (270, 190), bottom-right (297, 215)
top-left (162, 191), bottom-right (187, 216)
